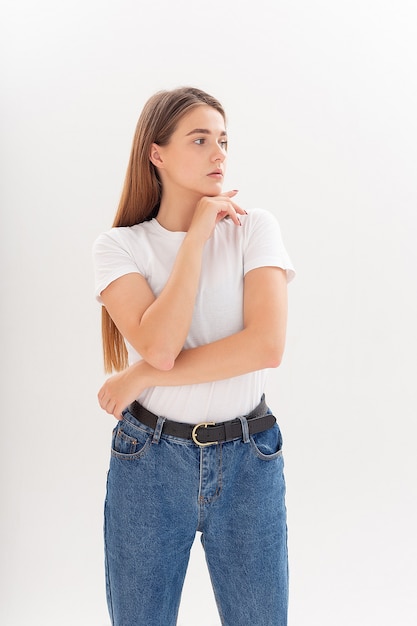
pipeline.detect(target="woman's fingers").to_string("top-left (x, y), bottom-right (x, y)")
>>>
top-left (216, 204), bottom-right (246, 226)
top-left (99, 393), bottom-right (123, 420)
top-left (98, 382), bottom-right (126, 420)
top-left (205, 192), bottom-right (243, 226)
top-left (188, 191), bottom-right (248, 241)
top-left (220, 189), bottom-right (239, 198)
top-left (219, 190), bottom-right (247, 217)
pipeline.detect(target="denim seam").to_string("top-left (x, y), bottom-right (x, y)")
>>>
top-left (198, 445), bottom-right (223, 507)
top-left (104, 476), bottom-right (114, 624)
top-left (152, 415), bottom-right (166, 444)
top-left (111, 437), bottom-right (152, 461)
top-left (248, 439), bottom-right (284, 461)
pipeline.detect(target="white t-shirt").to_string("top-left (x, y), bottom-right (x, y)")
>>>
top-left (93, 208), bottom-right (295, 423)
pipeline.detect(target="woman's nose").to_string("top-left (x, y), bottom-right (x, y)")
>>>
top-left (213, 148), bottom-right (225, 163)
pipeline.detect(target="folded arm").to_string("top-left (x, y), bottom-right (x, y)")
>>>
top-left (99, 266), bottom-right (288, 418)
top-left (100, 193), bottom-right (244, 371)
top-left (100, 236), bottom-right (204, 371)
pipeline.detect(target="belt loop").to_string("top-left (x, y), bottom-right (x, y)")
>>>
top-left (238, 415), bottom-right (250, 444)
top-left (152, 415), bottom-right (166, 444)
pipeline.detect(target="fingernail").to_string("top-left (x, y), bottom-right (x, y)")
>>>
top-left (238, 217), bottom-right (242, 226)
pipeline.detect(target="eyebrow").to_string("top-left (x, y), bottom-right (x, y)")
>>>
top-left (185, 128), bottom-right (227, 136)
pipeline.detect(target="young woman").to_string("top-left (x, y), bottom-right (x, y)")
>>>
top-left (93, 86), bottom-right (295, 626)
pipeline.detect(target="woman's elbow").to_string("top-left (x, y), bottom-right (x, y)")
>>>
top-left (142, 346), bottom-right (176, 371)
top-left (263, 337), bottom-right (285, 369)
top-left (265, 351), bottom-right (283, 369)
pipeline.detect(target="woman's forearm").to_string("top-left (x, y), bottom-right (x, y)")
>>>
top-left (144, 267), bottom-right (288, 387)
top-left (98, 326), bottom-right (282, 419)
top-left (137, 196), bottom-right (243, 369)
top-left (98, 267), bottom-right (287, 419)
top-left (142, 325), bottom-right (285, 388)
top-left (138, 235), bottom-right (205, 369)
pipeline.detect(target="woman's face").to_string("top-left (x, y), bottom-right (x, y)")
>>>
top-left (151, 105), bottom-right (228, 198)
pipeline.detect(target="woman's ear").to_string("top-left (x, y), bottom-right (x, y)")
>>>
top-left (150, 143), bottom-right (164, 168)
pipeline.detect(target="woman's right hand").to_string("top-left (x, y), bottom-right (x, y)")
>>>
top-left (187, 191), bottom-right (246, 242)
top-left (98, 360), bottom-right (152, 420)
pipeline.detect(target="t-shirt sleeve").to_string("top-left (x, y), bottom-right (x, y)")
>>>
top-left (92, 230), bottom-right (141, 303)
top-left (243, 208), bottom-right (295, 282)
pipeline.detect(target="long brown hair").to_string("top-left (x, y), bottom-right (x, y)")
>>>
top-left (102, 87), bottom-right (226, 372)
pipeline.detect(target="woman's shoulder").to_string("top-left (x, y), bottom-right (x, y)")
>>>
top-left (92, 222), bottom-right (149, 252)
top-left (244, 207), bottom-right (279, 222)
top-left (241, 207), bottom-right (283, 232)
top-left (214, 208), bottom-right (281, 242)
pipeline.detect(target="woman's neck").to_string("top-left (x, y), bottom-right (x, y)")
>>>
top-left (156, 192), bottom-right (202, 232)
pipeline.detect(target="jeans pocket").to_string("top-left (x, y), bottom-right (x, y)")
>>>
top-left (111, 419), bottom-right (152, 460)
top-left (249, 422), bottom-right (283, 461)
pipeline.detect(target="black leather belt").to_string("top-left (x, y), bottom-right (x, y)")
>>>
top-left (126, 395), bottom-right (276, 447)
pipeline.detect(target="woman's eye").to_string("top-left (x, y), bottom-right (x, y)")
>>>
top-left (220, 140), bottom-right (228, 149)
top-left (194, 138), bottom-right (205, 145)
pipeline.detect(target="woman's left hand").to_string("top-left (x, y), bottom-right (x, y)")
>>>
top-left (98, 361), bottom-right (149, 420)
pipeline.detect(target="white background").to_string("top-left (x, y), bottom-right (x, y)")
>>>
top-left (1, 1), bottom-right (416, 624)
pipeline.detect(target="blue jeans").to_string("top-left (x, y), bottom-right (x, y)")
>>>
top-left (104, 401), bottom-right (288, 626)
